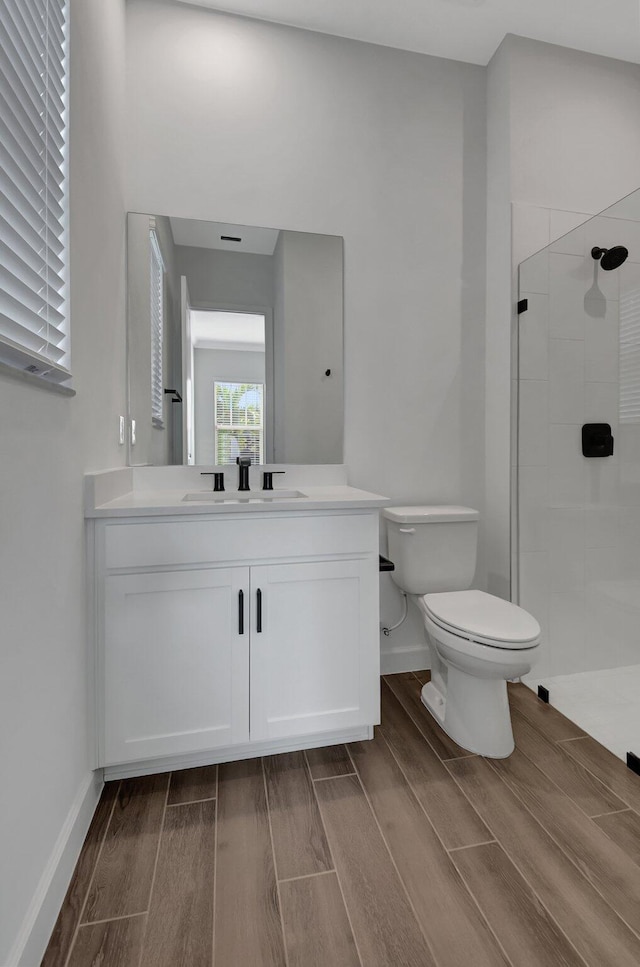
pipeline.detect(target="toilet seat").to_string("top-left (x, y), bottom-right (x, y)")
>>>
top-left (420, 590), bottom-right (540, 650)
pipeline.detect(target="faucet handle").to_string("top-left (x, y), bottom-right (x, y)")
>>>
top-left (200, 471), bottom-right (225, 492)
top-left (262, 470), bottom-right (285, 491)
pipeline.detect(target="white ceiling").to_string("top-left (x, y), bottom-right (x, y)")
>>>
top-left (170, 218), bottom-right (280, 255)
top-left (175, 0), bottom-right (640, 66)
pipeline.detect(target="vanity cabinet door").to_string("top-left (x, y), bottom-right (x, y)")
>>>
top-left (103, 567), bottom-right (249, 765)
top-left (249, 559), bottom-right (379, 741)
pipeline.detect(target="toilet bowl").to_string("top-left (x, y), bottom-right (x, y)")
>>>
top-left (383, 506), bottom-right (540, 758)
top-left (417, 591), bottom-right (539, 757)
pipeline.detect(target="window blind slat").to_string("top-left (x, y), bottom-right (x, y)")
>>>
top-left (0, 80), bottom-right (64, 174)
top-left (7, 0), bottom-right (66, 102)
top-left (0, 0), bottom-right (68, 383)
top-left (0, 284), bottom-right (65, 339)
top-left (0, 112), bottom-right (63, 205)
top-left (620, 286), bottom-right (640, 424)
top-left (1, 144), bottom-right (64, 225)
top-left (1, 2), bottom-right (65, 114)
top-left (36, 0), bottom-right (65, 48)
top-left (0, 313), bottom-right (65, 361)
top-left (0, 264), bottom-right (65, 326)
top-left (0, 329), bottom-right (66, 374)
top-left (0, 214), bottom-right (64, 279)
top-left (0, 240), bottom-right (63, 311)
top-left (24, 0), bottom-right (65, 38)
top-left (150, 231), bottom-right (165, 427)
top-left (1, 187), bottom-right (64, 258)
top-left (0, 31), bottom-right (51, 139)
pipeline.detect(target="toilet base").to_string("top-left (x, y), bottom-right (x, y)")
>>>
top-left (421, 675), bottom-right (515, 759)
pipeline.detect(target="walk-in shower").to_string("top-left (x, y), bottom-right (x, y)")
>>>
top-left (516, 187), bottom-right (640, 764)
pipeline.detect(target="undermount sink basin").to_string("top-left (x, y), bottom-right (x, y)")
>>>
top-left (182, 489), bottom-right (306, 503)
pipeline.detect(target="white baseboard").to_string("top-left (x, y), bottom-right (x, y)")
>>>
top-left (9, 770), bottom-right (103, 967)
top-left (380, 644), bottom-right (430, 675)
top-left (104, 726), bottom-right (373, 780)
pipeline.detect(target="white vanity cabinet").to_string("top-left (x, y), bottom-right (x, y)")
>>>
top-left (91, 509), bottom-right (380, 775)
top-left (104, 566), bottom-right (249, 764)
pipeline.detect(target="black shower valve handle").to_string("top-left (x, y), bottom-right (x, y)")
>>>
top-left (582, 423), bottom-right (614, 458)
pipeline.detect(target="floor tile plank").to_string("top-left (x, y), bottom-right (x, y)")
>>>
top-left (508, 683), bottom-right (587, 742)
top-left (280, 873), bottom-right (360, 967)
top-left (41, 781), bottom-right (119, 967)
top-left (167, 765), bottom-right (217, 805)
top-left (314, 774), bottom-right (436, 967)
top-left (67, 915), bottom-right (145, 967)
top-left (447, 755), bottom-right (640, 967)
top-left (593, 810), bottom-right (640, 868)
top-left (561, 737), bottom-right (640, 812)
top-left (452, 842), bottom-right (584, 967)
top-left (492, 748), bottom-right (640, 932)
top-left (511, 709), bottom-right (626, 817)
top-left (264, 751), bottom-right (333, 880)
top-left (83, 774), bottom-right (168, 922)
top-left (305, 745), bottom-right (354, 780)
top-left (214, 758), bottom-right (286, 967)
top-left (139, 800), bottom-right (215, 967)
top-left (413, 669), bottom-right (431, 685)
top-left (384, 673), bottom-right (472, 760)
top-left (379, 681), bottom-right (490, 849)
top-left (349, 731), bottom-right (508, 967)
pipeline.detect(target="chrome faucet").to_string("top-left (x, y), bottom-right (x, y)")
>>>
top-left (236, 456), bottom-right (251, 492)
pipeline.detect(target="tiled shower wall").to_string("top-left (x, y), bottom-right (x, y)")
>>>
top-left (514, 204), bottom-right (640, 680)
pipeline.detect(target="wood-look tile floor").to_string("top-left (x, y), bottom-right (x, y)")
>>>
top-left (42, 675), bottom-right (640, 967)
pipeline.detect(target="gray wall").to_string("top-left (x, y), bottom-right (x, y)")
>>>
top-left (273, 231), bottom-right (343, 463)
top-left (0, 0), bottom-right (127, 961)
top-left (126, 0), bottom-right (488, 666)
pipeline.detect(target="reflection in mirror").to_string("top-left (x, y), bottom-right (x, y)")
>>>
top-left (126, 214), bottom-right (344, 466)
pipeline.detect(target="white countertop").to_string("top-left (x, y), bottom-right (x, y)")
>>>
top-left (84, 467), bottom-right (389, 518)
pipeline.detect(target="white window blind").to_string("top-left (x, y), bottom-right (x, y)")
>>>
top-left (214, 381), bottom-right (264, 464)
top-left (0, 0), bottom-right (70, 384)
top-left (149, 229), bottom-right (164, 428)
top-left (620, 284), bottom-right (640, 424)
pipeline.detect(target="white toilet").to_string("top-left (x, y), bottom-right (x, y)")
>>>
top-left (384, 505), bottom-right (540, 758)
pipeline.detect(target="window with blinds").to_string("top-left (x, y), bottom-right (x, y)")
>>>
top-left (0, 0), bottom-right (69, 384)
top-left (620, 284), bottom-right (640, 424)
top-left (150, 230), bottom-right (164, 428)
top-left (214, 381), bottom-right (264, 464)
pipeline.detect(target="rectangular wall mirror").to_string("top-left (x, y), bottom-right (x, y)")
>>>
top-left (126, 213), bottom-right (344, 466)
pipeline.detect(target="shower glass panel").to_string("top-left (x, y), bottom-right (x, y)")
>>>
top-left (517, 187), bottom-right (640, 762)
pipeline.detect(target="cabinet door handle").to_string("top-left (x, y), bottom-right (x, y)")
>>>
top-left (238, 590), bottom-right (244, 635)
top-left (256, 588), bottom-right (262, 633)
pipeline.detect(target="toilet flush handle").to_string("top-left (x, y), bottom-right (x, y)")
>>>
top-left (399, 527), bottom-right (415, 534)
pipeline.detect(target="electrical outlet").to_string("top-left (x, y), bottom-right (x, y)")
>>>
top-left (130, 419), bottom-right (136, 446)
top-left (119, 415), bottom-right (125, 446)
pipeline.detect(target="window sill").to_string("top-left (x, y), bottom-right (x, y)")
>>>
top-left (0, 361), bottom-right (76, 397)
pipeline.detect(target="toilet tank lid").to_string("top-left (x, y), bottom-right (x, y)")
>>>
top-left (383, 505), bottom-right (479, 524)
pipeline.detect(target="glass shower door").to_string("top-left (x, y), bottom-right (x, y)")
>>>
top-left (516, 189), bottom-right (640, 763)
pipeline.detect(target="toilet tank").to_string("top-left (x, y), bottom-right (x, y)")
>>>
top-left (383, 506), bottom-right (479, 595)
